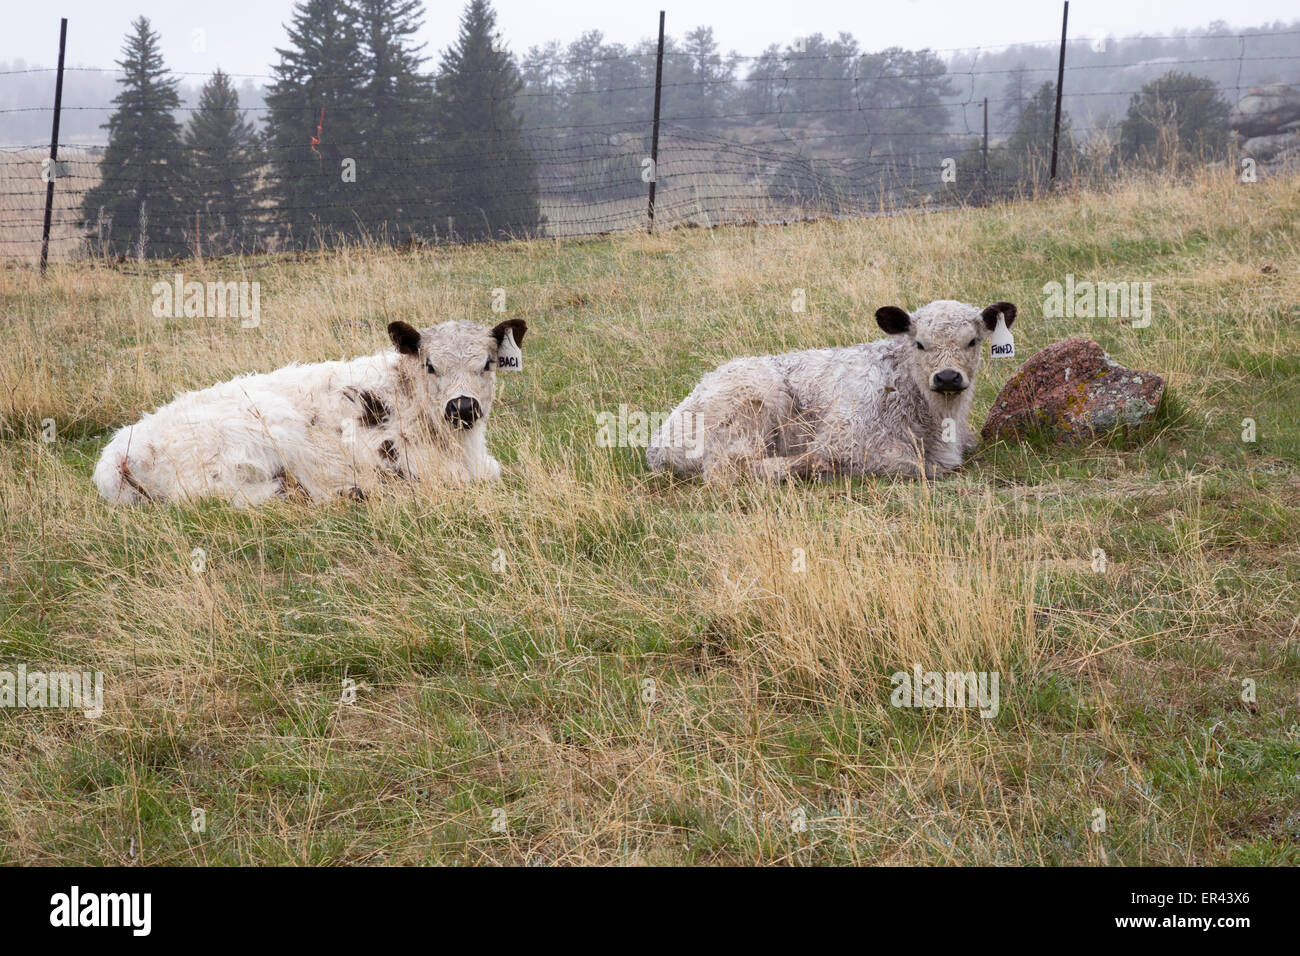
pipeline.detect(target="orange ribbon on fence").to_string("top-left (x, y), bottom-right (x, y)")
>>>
top-left (310, 108), bottom-right (324, 160)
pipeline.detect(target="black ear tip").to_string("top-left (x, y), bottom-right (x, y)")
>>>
top-left (388, 320), bottom-right (421, 354)
top-left (492, 318), bottom-right (527, 346)
top-left (875, 305), bottom-right (911, 334)
top-left (981, 301), bottom-right (1018, 328)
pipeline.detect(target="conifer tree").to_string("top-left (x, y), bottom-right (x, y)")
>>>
top-left (183, 70), bottom-right (261, 253)
top-left (353, 0), bottom-right (438, 237)
top-left (998, 63), bottom-right (1032, 127)
top-left (432, 0), bottom-right (540, 241)
top-left (82, 17), bottom-right (190, 258)
top-left (1119, 71), bottom-right (1230, 165)
top-left (263, 0), bottom-right (366, 247)
top-left (958, 81), bottom-right (1078, 199)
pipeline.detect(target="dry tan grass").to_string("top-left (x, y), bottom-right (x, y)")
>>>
top-left (0, 168), bottom-right (1298, 865)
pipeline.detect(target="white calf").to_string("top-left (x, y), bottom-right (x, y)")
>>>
top-left (647, 300), bottom-right (1017, 481)
top-left (94, 318), bottom-right (527, 505)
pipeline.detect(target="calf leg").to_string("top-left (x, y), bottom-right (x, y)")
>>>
top-left (856, 439), bottom-right (953, 480)
top-left (701, 399), bottom-right (801, 483)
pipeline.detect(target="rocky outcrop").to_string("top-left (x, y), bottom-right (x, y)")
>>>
top-left (982, 338), bottom-right (1165, 443)
top-left (1233, 84), bottom-right (1300, 170)
top-left (1231, 84), bottom-right (1300, 138)
top-left (1241, 132), bottom-right (1300, 162)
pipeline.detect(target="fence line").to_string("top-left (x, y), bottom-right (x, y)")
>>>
top-left (1, 11), bottom-right (1296, 265)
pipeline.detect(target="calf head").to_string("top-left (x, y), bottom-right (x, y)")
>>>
top-left (875, 299), bottom-right (1017, 400)
top-left (387, 318), bottom-right (527, 432)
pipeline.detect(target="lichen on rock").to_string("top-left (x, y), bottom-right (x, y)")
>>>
top-left (982, 337), bottom-right (1165, 443)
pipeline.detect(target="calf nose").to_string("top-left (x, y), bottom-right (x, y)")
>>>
top-left (444, 396), bottom-right (482, 429)
top-left (933, 369), bottom-right (965, 392)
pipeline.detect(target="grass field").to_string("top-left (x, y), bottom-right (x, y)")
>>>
top-left (1, 168), bottom-right (1298, 865)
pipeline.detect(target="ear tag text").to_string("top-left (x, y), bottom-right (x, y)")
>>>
top-left (498, 329), bottom-right (523, 371)
top-left (989, 314), bottom-right (1014, 359)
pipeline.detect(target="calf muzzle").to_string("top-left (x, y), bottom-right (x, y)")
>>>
top-left (445, 395), bottom-right (482, 429)
top-left (931, 369), bottom-right (966, 394)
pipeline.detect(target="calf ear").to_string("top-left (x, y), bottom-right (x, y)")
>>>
top-left (875, 306), bottom-right (912, 335)
top-left (388, 321), bottom-right (422, 356)
top-left (981, 301), bottom-right (1017, 331)
top-left (491, 318), bottom-right (527, 348)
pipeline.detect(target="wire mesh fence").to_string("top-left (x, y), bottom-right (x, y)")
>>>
top-left (2, 22), bottom-right (1298, 265)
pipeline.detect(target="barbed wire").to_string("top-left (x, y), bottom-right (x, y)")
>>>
top-left (2, 33), bottom-right (1294, 263)
top-left (2, 25), bottom-right (1296, 79)
top-left (6, 53), bottom-right (1300, 116)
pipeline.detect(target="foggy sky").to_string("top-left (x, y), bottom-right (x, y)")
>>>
top-left (4, 0), bottom-right (1298, 77)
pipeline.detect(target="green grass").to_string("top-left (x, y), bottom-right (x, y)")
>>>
top-left (1, 169), bottom-right (1298, 864)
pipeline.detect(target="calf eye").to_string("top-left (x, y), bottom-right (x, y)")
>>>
top-left (483, 358), bottom-right (494, 372)
top-left (425, 361), bottom-right (437, 375)
top-left (967, 338), bottom-right (977, 348)
top-left (916, 342), bottom-right (926, 351)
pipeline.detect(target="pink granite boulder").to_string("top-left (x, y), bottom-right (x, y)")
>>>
top-left (982, 338), bottom-right (1165, 442)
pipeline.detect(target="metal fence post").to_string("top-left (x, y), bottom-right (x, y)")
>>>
top-left (982, 96), bottom-right (989, 191)
top-left (647, 10), bottom-right (665, 233)
top-left (39, 17), bottom-right (68, 274)
top-left (1049, 1), bottom-right (1069, 182)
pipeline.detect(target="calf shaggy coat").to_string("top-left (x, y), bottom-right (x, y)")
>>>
top-left (94, 318), bottom-right (526, 505)
top-left (647, 300), bottom-right (1016, 481)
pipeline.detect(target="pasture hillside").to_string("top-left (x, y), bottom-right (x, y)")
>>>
top-left (0, 169), bottom-right (1297, 865)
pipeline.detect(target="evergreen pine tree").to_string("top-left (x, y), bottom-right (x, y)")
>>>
top-left (518, 41), bottom-right (566, 131)
top-left (81, 17), bottom-right (190, 258)
top-left (743, 45), bottom-right (785, 115)
top-left (558, 31), bottom-right (608, 131)
top-left (677, 27), bottom-right (734, 126)
top-left (183, 70), bottom-right (261, 254)
top-left (1006, 82), bottom-right (1072, 160)
top-left (853, 47), bottom-right (956, 159)
top-left (353, 0), bottom-right (438, 239)
top-left (1119, 71), bottom-right (1230, 165)
top-left (1006, 82), bottom-right (1079, 185)
top-left (264, 0), bottom-right (366, 247)
top-left (432, 0), bottom-right (540, 241)
top-left (957, 81), bottom-right (1077, 200)
top-left (998, 63), bottom-right (1032, 128)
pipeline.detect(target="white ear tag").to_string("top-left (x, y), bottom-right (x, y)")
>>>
top-left (497, 328), bottom-right (522, 371)
top-left (989, 315), bottom-right (1015, 359)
